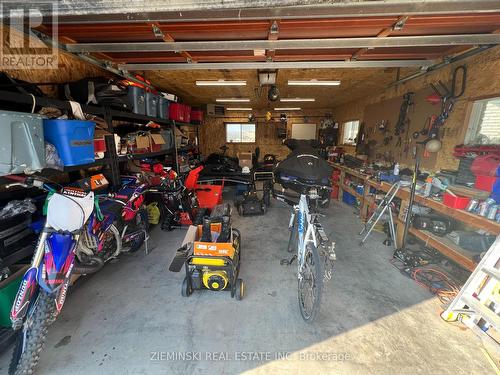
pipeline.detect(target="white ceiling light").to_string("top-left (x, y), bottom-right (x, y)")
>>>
top-left (280, 98), bottom-right (316, 102)
top-left (288, 79), bottom-right (340, 86)
top-left (226, 107), bottom-right (253, 111)
top-left (274, 107), bottom-right (301, 111)
top-left (196, 79), bottom-right (246, 86)
top-left (216, 98), bottom-right (251, 103)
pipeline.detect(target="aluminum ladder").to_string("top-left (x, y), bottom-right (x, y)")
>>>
top-left (359, 181), bottom-right (401, 249)
top-left (441, 235), bottom-right (500, 352)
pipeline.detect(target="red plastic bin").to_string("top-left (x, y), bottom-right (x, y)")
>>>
top-left (474, 175), bottom-right (498, 192)
top-left (443, 192), bottom-right (470, 209)
top-left (169, 103), bottom-right (185, 122)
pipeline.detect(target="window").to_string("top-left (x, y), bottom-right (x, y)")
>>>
top-left (226, 123), bottom-right (256, 143)
top-left (342, 120), bottom-right (360, 145)
top-left (465, 97), bottom-right (500, 145)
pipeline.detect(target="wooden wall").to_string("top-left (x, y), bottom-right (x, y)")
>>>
top-left (1, 27), bottom-right (107, 96)
top-left (333, 46), bottom-right (500, 171)
top-left (199, 109), bottom-right (332, 160)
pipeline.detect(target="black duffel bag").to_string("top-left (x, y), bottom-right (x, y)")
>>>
top-left (274, 139), bottom-right (332, 194)
top-left (63, 78), bottom-right (131, 111)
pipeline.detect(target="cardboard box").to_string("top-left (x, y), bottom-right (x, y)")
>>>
top-left (181, 224), bottom-right (235, 259)
top-left (150, 133), bottom-right (166, 152)
top-left (238, 152), bottom-right (253, 169)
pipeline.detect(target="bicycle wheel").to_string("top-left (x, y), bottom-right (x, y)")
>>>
top-left (298, 243), bottom-right (323, 322)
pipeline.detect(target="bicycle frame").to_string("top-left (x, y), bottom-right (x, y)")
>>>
top-left (291, 194), bottom-right (318, 279)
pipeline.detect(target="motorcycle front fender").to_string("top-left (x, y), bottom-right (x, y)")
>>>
top-left (38, 232), bottom-right (77, 294)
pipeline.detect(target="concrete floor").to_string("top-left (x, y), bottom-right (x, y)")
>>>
top-left (0, 198), bottom-right (493, 374)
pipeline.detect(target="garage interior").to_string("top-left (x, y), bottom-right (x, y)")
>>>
top-left (0, 1), bottom-right (500, 374)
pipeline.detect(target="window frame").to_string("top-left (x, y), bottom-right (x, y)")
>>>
top-left (341, 120), bottom-right (360, 146)
top-left (225, 122), bottom-right (256, 144)
top-left (464, 96), bottom-right (500, 145)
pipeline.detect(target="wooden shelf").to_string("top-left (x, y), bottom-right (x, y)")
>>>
top-left (408, 226), bottom-right (478, 272)
top-left (117, 148), bottom-right (175, 162)
top-left (366, 179), bottom-right (500, 235)
top-left (342, 184), bottom-right (362, 199)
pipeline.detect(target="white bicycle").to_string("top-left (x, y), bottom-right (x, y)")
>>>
top-left (276, 184), bottom-right (336, 322)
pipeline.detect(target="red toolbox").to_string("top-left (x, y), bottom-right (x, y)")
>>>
top-left (169, 103), bottom-right (185, 122)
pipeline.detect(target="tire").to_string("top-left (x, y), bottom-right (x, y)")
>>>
top-left (192, 208), bottom-right (208, 226)
top-left (298, 243), bottom-right (323, 323)
top-left (128, 208), bottom-right (149, 252)
top-left (9, 290), bottom-right (56, 375)
top-left (73, 256), bottom-right (105, 275)
top-left (235, 279), bottom-right (244, 301)
top-left (161, 214), bottom-right (174, 231)
top-left (181, 276), bottom-right (192, 297)
top-left (237, 204), bottom-right (244, 216)
top-left (263, 188), bottom-right (271, 207)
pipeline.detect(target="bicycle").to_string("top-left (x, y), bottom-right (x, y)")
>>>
top-left (275, 183), bottom-right (336, 322)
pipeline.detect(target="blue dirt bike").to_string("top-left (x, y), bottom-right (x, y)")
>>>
top-left (6, 176), bottom-right (111, 375)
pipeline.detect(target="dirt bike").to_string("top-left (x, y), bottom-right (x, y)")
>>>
top-left (73, 175), bottom-right (150, 274)
top-left (6, 175), bottom-right (104, 374)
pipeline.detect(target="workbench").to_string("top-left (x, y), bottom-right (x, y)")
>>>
top-left (330, 162), bottom-right (500, 272)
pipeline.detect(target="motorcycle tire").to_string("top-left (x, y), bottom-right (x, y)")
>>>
top-left (161, 214), bottom-right (175, 231)
top-left (73, 255), bottom-right (105, 275)
top-left (9, 290), bottom-right (56, 375)
top-left (192, 208), bottom-right (208, 226)
top-left (128, 208), bottom-right (149, 253)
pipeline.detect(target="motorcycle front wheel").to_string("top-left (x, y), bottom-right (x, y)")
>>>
top-left (10, 290), bottom-right (56, 375)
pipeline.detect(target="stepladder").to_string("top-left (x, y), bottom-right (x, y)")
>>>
top-left (359, 181), bottom-right (401, 249)
top-left (441, 235), bottom-right (500, 353)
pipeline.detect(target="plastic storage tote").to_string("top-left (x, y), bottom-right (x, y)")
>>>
top-left (0, 110), bottom-right (46, 176)
top-left (43, 119), bottom-right (95, 166)
top-left (146, 92), bottom-right (159, 117)
top-left (159, 129), bottom-right (174, 150)
top-left (158, 97), bottom-right (170, 120)
top-left (169, 103), bottom-right (185, 122)
top-left (127, 86), bottom-right (146, 115)
top-left (191, 108), bottom-right (204, 124)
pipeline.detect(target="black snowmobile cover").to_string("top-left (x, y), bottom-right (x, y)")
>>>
top-left (274, 139), bottom-right (332, 192)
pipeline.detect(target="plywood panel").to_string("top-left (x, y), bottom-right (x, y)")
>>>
top-left (333, 46), bottom-right (500, 171)
top-left (199, 109), bottom-right (331, 160)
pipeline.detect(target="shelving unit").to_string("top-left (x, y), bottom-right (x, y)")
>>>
top-left (330, 162), bottom-right (500, 272)
top-left (0, 90), bottom-right (194, 189)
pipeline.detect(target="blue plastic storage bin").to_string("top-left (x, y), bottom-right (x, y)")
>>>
top-left (342, 191), bottom-right (356, 206)
top-left (43, 119), bottom-right (95, 166)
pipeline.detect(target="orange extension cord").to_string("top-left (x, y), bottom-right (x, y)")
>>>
top-left (411, 267), bottom-right (461, 304)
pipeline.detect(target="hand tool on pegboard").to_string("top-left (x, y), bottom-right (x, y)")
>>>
top-left (395, 92), bottom-right (414, 136)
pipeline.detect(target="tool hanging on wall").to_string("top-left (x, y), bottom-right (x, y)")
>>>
top-left (395, 92), bottom-right (414, 136)
top-left (428, 65), bottom-right (467, 128)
